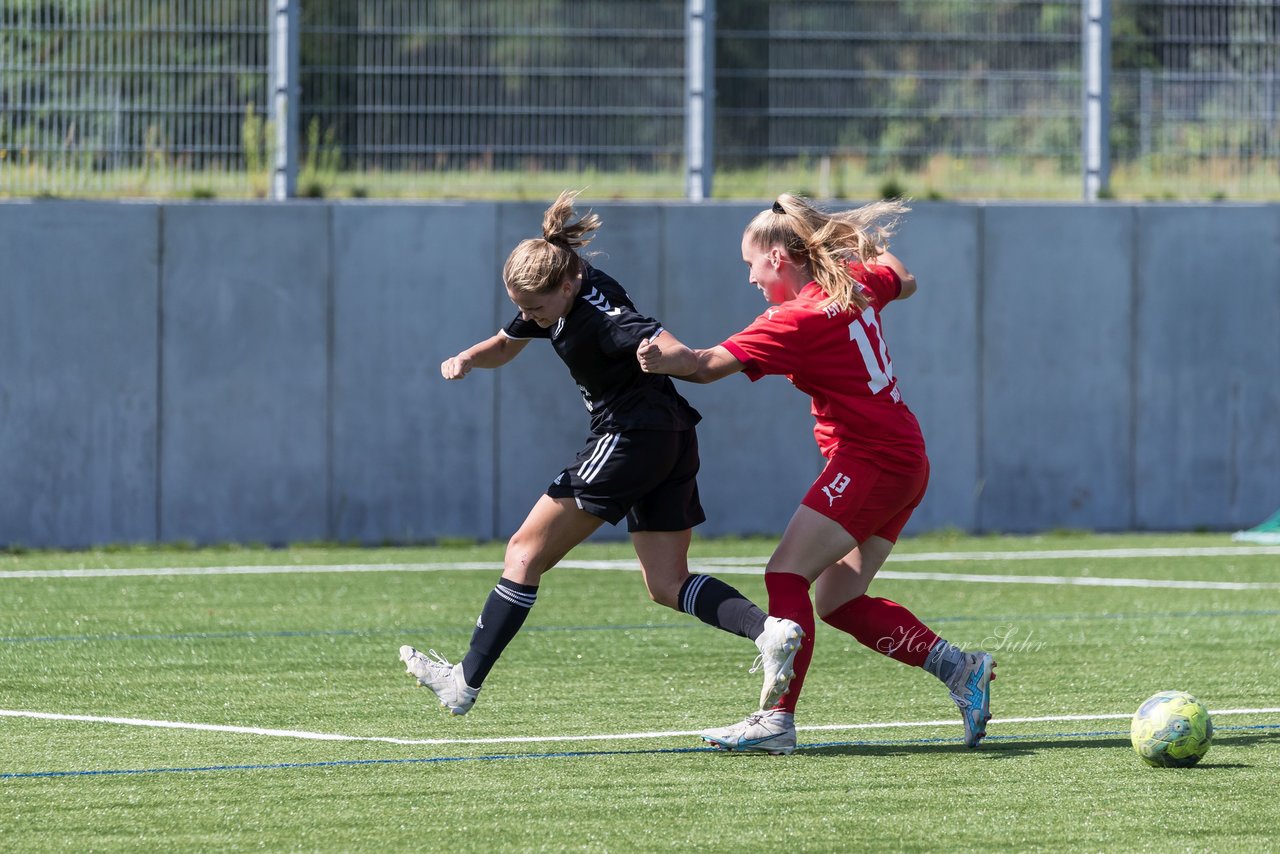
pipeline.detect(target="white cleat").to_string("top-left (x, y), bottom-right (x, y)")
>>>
top-left (700, 709), bottom-right (797, 756)
top-left (947, 651), bottom-right (995, 748)
top-left (750, 617), bottom-right (805, 709)
top-left (399, 645), bottom-right (479, 715)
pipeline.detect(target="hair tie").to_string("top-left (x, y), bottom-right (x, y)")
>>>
top-left (771, 200), bottom-right (785, 214)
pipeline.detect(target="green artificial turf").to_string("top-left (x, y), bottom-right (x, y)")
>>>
top-left (3, 533), bottom-right (1278, 852)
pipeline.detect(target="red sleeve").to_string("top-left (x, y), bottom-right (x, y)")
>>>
top-left (720, 339), bottom-right (762, 381)
top-left (722, 306), bottom-right (805, 381)
top-left (851, 263), bottom-right (901, 308)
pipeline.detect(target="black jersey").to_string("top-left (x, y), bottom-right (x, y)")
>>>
top-left (502, 264), bottom-right (701, 433)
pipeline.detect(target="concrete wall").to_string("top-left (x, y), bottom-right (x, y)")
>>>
top-left (0, 203), bottom-right (159, 546)
top-left (1133, 206), bottom-right (1280, 529)
top-left (160, 204), bottom-right (330, 544)
top-left (1, 199), bottom-right (1276, 548)
top-left (331, 203), bottom-right (500, 544)
top-left (981, 205), bottom-right (1137, 531)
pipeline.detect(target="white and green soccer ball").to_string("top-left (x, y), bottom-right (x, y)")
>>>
top-left (1130, 690), bottom-right (1214, 768)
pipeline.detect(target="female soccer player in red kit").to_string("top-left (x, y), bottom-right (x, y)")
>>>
top-left (637, 194), bottom-right (994, 754)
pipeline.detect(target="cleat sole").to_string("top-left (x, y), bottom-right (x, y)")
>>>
top-left (702, 740), bottom-right (794, 757)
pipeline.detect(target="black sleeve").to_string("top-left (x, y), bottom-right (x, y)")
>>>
top-left (502, 314), bottom-right (550, 340)
top-left (598, 307), bottom-right (662, 357)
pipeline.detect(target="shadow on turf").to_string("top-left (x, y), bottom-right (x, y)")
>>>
top-left (798, 730), bottom-right (1280, 761)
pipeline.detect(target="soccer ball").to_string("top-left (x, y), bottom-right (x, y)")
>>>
top-left (1130, 690), bottom-right (1213, 768)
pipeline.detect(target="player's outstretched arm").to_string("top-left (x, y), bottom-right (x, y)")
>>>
top-left (637, 331), bottom-right (743, 384)
top-left (441, 332), bottom-right (530, 380)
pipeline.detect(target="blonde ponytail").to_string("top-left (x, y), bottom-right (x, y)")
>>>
top-left (747, 194), bottom-right (908, 313)
top-left (503, 190), bottom-right (602, 296)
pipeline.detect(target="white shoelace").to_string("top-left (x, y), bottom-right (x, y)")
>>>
top-left (425, 649), bottom-right (455, 670)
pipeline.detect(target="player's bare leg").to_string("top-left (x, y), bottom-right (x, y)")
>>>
top-left (503, 495), bottom-right (605, 586)
top-left (813, 535), bottom-right (895, 612)
top-left (402, 496), bottom-right (602, 714)
top-left (631, 528), bottom-right (694, 609)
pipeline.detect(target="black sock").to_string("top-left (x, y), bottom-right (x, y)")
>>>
top-left (460, 578), bottom-right (538, 688)
top-left (677, 574), bottom-right (768, 640)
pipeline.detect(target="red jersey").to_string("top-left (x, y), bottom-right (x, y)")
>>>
top-left (720, 264), bottom-right (926, 468)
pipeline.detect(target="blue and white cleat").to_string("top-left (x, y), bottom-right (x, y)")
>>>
top-left (947, 651), bottom-right (995, 747)
top-left (700, 709), bottom-right (796, 756)
top-left (750, 617), bottom-right (805, 710)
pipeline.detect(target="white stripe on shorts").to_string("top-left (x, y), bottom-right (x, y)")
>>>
top-left (579, 433), bottom-right (620, 484)
top-left (578, 433), bottom-right (616, 483)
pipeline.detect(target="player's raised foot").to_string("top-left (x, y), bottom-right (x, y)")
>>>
top-left (749, 617), bottom-right (805, 709)
top-left (399, 645), bottom-right (479, 715)
top-left (701, 709), bottom-right (796, 756)
top-left (946, 651), bottom-right (995, 748)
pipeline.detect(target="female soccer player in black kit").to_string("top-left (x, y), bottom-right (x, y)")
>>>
top-left (399, 191), bottom-right (802, 715)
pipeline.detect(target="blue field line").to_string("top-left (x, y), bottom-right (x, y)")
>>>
top-left (0, 623), bottom-right (684, 645)
top-left (3, 608), bottom-right (1279, 646)
top-left (5, 724), bottom-right (1277, 781)
top-left (0, 628), bottom-right (383, 644)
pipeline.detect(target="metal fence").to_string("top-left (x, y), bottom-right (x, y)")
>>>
top-left (1109, 0), bottom-right (1279, 196)
top-left (1, 0), bottom-right (1276, 200)
top-left (716, 0), bottom-right (1086, 197)
top-left (0, 1), bottom-right (270, 197)
top-left (300, 1), bottom-right (687, 177)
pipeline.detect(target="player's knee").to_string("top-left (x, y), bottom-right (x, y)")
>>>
top-left (503, 532), bottom-right (549, 584)
top-left (641, 573), bottom-right (683, 609)
top-left (650, 584), bottom-right (680, 610)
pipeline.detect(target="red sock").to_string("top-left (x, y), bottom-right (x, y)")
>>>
top-left (765, 571), bottom-right (815, 714)
top-left (821, 595), bottom-right (938, 667)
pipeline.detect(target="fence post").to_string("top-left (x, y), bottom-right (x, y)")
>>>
top-left (269, 0), bottom-right (300, 199)
top-left (685, 0), bottom-right (715, 201)
top-left (1082, 0), bottom-right (1111, 200)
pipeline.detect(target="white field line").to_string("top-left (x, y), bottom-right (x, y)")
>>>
top-left (872, 571), bottom-right (1280, 590)
top-left (866, 546), bottom-right (1280, 561)
top-left (2, 707), bottom-right (1279, 748)
top-left (4, 544), bottom-right (1280, 589)
top-left (0, 562), bottom-right (504, 579)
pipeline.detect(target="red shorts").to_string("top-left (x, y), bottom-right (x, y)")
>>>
top-left (800, 450), bottom-right (929, 543)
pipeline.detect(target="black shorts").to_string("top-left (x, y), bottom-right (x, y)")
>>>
top-left (545, 428), bottom-right (706, 532)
